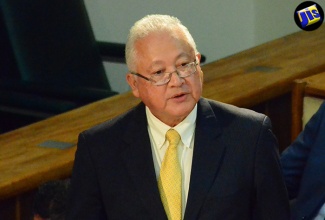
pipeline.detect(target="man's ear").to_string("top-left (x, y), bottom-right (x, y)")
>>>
top-left (126, 73), bottom-right (140, 98)
top-left (195, 53), bottom-right (204, 83)
top-left (196, 53), bottom-right (202, 65)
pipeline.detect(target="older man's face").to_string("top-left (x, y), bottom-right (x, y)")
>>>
top-left (127, 30), bottom-right (203, 127)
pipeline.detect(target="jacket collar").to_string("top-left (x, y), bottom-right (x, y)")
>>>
top-left (122, 102), bottom-right (167, 219)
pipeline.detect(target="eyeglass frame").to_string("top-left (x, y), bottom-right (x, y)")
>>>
top-left (129, 59), bottom-right (199, 86)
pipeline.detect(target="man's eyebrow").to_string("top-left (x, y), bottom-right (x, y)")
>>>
top-left (146, 53), bottom-right (192, 71)
top-left (176, 52), bottom-right (192, 60)
top-left (147, 61), bottom-right (165, 72)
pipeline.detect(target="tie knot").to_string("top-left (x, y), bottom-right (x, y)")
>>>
top-left (166, 129), bottom-right (181, 147)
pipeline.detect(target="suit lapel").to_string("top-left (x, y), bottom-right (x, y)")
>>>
top-left (184, 98), bottom-right (226, 219)
top-left (121, 103), bottom-right (167, 220)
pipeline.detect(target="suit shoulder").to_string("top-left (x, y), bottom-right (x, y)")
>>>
top-left (316, 101), bottom-right (325, 119)
top-left (201, 98), bottom-right (271, 130)
top-left (80, 103), bottom-right (143, 138)
top-left (207, 98), bottom-right (266, 120)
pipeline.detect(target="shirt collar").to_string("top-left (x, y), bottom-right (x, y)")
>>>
top-left (146, 104), bottom-right (197, 149)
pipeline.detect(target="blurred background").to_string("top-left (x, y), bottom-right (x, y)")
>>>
top-left (84, 0), bottom-right (306, 93)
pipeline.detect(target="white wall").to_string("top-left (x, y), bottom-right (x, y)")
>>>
top-left (253, 0), bottom-right (302, 45)
top-left (84, 0), bottom-right (309, 93)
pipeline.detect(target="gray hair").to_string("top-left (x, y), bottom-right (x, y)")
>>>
top-left (125, 14), bottom-right (198, 71)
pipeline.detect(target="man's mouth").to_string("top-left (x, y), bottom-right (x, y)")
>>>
top-left (173, 94), bottom-right (185, 98)
top-left (170, 93), bottom-right (188, 101)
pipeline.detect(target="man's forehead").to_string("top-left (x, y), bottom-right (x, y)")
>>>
top-left (135, 32), bottom-right (193, 55)
top-left (150, 53), bottom-right (192, 64)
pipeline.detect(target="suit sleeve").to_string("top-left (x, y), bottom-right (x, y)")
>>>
top-left (66, 132), bottom-right (106, 220)
top-left (254, 116), bottom-right (290, 220)
top-left (280, 102), bottom-right (325, 199)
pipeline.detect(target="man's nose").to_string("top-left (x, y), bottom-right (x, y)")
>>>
top-left (168, 71), bottom-right (184, 86)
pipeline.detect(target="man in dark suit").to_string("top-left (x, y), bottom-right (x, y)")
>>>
top-left (281, 102), bottom-right (325, 220)
top-left (67, 14), bottom-right (289, 219)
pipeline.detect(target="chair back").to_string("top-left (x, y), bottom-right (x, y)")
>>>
top-left (291, 72), bottom-right (325, 140)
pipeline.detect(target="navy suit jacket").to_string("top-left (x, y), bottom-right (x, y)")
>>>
top-left (67, 98), bottom-right (289, 220)
top-left (281, 102), bottom-right (325, 220)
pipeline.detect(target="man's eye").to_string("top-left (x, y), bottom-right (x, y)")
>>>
top-left (153, 70), bottom-right (164, 75)
top-left (180, 62), bottom-right (190, 67)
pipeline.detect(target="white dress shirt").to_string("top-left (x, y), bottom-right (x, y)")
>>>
top-left (146, 105), bottom-right (197, 219)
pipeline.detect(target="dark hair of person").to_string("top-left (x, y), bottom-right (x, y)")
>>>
top-left (33, 179), bottom-right (70, 220)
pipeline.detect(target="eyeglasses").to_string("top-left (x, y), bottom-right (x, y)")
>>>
top-left (130, 59), bottom-right (198, 86)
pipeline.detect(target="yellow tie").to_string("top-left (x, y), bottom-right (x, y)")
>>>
top-left (158, 129), bottom-right (182, 220)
